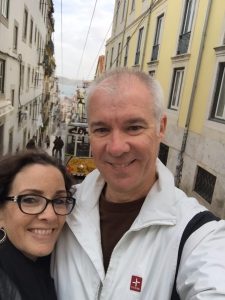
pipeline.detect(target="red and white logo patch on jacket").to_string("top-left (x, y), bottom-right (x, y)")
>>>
top-left (130, 275), bottom-right (142, 292)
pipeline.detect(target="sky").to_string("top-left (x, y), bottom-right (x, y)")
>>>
top-left (53, 0), bottom-right (115, 81)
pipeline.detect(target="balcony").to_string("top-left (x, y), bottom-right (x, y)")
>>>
top-left (177, 32), bottom-right (191, 55)
top-left (151, 44), bottom-right (159, 61)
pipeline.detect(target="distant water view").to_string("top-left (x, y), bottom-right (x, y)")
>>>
top-left (58, 83), bottom-right (76, 98)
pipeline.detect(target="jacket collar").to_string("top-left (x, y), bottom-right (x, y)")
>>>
top-left (67, 159), bottom-right (178, 234)
top-left (66, 159), bottom-right (177, 280)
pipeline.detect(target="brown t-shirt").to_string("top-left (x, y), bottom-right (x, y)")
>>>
top-left (99, 191), bottom-right (145, 272)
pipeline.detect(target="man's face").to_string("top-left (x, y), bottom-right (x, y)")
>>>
top-left (88, 76), bottom-right (166, 202)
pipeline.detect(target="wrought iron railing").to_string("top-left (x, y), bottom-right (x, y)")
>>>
top-left (194, 166), bottom-right (216, 204)
top-left (151, 44), bottom-right (159, 61)
top-left (177, 32), bottom-right (191, 54)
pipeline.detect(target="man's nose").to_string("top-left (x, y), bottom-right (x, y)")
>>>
top-left (106, 130), bottom-right (130, 157)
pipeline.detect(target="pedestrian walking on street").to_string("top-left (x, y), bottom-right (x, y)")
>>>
top-left (55, 136), bottom-right (64, 159)
top-left (45, 135), bottom-right (50, 148)
top-left (26, 138), bottom-right (36, 150)
top-left (38, 136), bottom-right (42, 148)
top-left (52, 136), bottom-right (58, 157)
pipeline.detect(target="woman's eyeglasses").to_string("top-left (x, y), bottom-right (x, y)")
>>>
top-left (5, 194), bottom-right (76, 216)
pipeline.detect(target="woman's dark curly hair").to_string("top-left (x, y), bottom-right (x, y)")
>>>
top-left (0, 149), bottom-right (75, 206)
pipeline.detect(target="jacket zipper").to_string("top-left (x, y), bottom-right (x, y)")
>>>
top-left (96, 281), bottom-right (103, 300)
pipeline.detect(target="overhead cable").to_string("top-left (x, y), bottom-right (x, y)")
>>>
top-left (60, 0), bottom-right (63, 78)
top-left (76, 0), bottom-right (98, 79)
top-left (87, 22), bottom-right (113, 79)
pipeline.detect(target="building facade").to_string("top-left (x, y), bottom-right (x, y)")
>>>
top-left (105, 0), bottom-right (225, 218)
top-left (94, 55), bottom-right (105, 79)
top-left (0, 0), bottom-right (57, 154)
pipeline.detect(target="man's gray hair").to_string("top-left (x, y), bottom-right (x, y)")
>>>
top-left (86, 68), bottom-right (165, 125)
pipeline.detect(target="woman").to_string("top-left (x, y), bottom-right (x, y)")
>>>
top-left (0, 150), bottom-right (75, 300)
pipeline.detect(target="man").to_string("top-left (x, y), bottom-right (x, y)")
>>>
top-left (55, 136), bottom-right (64, 159)
top-left (52, 136), bottom-right (58, 157)
top-left (52, 69), bottom-right (225, 299)
top-left (26, 138), bottom-right (36, 150)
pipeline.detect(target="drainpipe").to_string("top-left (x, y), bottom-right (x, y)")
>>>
top-left (17, 53), bottom-right (23, 124)
top-left (175, 0), bottom-right (213, 187)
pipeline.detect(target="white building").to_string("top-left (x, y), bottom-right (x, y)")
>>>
top-left (0, 0), bottom-right (56, 154)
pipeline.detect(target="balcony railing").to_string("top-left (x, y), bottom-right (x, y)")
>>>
top-left (151, 44), bottom-right (159, 61)
top-left (177, 32), bottom-right (191, 55)
top-left (135, 51), bottom-right (140, 65)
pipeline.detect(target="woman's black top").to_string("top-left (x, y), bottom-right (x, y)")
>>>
top-left (0, 239), bottom-right (57, 300)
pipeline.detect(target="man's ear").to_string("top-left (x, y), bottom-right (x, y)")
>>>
top-left (159, 113), bottom-right (167, 139)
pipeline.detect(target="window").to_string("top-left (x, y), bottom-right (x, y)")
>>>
top-left (114, 1), bottom-right (120, 32)
top-left (44, 3), bottom-right (47, 22)
top-left (21, 65), bottom-right (25, 91)
top-left (22, 8), bottom-right (28, 40)
top-left (37, 31), bottom-right (40, 50)
top-left (149, 70), bottom-right (155, 77)
top-left (8, 128), bottom-right (13, 154)
top-left (13, 24), bottom-right (18, 51)
top-left (1, 0), bottom-right (9, 19)
top-left (121, 0), bottom-right (126, 21)
top-left (32, 68), bottom-right (34, 84)
top-left (29, 18), bottom-right (33, 45)
top-left (105, 51), bottom-right (108, 70)
top-left (177, 0), bottom-right (195, 54)
top-left (110, 47), bottom-right (114, 68)
top-left (11, 89), bottom-right (15, 106)
top-left (182, 0), bottom-right (195, 34)
top-left (27, 66), bottom-right (30, 90)
top-left (0, 125), bottom-right (3, 155)
top-left (116, 42), bottom-right (121, 67)
top-left (34, 26), bottom-right (37, 44)
top-left (41, 0), bottom-right (45, 15)
top-left (169, 68), bottom-right (184, 110)
top-left (34, 71), bottom-right (39, 87)
top-left (158, 143), bottom-right (169, 165)
top-left (194, 166), bottom-right (216, 204)
top-left (210, 62), bottom-right (225, 123)
top-left (124, 36), bottom-right (130, 67)
top-left (131, 0), bottom-right (135, 12)
top-left (223, 33), bottom-right (225, 45)
top-left (0, 59), bottom-right (5, 93)
top-left (151, 14), bottom-right (164, 61)
top-left (135, 27), bottom-right (144, 65)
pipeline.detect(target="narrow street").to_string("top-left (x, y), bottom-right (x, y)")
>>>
top-left (44, 123), bottom-right (66, 162)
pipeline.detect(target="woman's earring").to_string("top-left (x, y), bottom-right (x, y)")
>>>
top-left (0, 228), bottom-right (6, 244)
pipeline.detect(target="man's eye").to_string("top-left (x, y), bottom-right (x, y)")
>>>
top-left (93, 128), bottom-right (109, 135)
top-left (128, 125), bottom-right (143, 133)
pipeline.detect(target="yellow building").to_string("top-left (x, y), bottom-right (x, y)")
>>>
top-left (105, 0), bottom-right (225, 218)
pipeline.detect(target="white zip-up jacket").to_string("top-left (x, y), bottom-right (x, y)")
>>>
top-left (52, 160), bottom-right (225, 299)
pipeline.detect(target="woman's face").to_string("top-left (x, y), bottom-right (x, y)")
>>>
top-left (0, 164), bottom-right (67, 260)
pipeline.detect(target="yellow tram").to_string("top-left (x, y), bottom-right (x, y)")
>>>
top-left (64, 122), bottom-right (95, 180)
